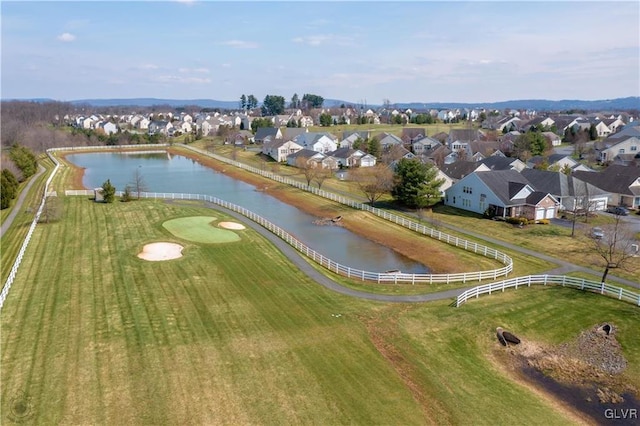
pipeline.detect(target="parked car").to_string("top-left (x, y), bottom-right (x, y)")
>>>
top-left (591, 227), bottom-right (604, 239)
top-left (607, 206), bottom-right (629, 216)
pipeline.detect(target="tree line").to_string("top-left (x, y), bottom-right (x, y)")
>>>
top-left (239, 93), bottom-right (325, 116)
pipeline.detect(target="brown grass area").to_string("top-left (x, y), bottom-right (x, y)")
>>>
top-left (487, 348), bottom-right (595, 425)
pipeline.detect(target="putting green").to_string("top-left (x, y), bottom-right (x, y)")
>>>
top-left (162, 216), bottom-right (241, 243)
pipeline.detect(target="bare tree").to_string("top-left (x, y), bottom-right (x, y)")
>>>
top-left (296, 157), bottom-right (317, 187)
top-left (350, 164), bottom-right (394, 206)
top-left (589, 214), bottom-right (638, 283)
top-left (130, 168), bottom-right (148, 200)
top-left (314, 164), bottom-right (335, 189)
top-left (39, 196), bottom-right (63, 223)
top-left (569, 178), bottom-right (597, 236)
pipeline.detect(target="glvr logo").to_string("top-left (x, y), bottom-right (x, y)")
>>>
top-left (604, 408), bottom-right (638, 419)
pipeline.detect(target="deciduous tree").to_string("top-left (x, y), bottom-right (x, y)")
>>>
top-left (350, 164), bottom-right (394, 206)
top-left (589, 214), bottom-right (637, 282)
top-left (130, 168), bottom-right (148, 200)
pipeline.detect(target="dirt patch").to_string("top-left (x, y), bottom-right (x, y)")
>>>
top-left (137, 242), bottom-right (184, 261)
top-left (59, 153), bottom-right (88, 190)
top-left (218, 221), bottom-right (245, 230)
top-left (493, 324), bottom-right (639, 424)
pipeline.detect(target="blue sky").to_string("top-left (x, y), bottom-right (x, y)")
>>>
top-left (2, 1), bottom-right (639, 104)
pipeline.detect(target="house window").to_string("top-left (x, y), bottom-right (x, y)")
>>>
top-left (631, 146), bottom-right (637, 152)
top-left (453, 197), bottom-right (456, 204)
top-left (619, 149), bottom-right (625, 154)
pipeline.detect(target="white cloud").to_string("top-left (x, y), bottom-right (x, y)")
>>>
top-left (219, 40), bottom-right (259, 49)
top-left (57, 32), bottom-right (76, 42)
top-left (292, 34), bottom-right (355, 47)
top-left (139, 63), bottom-right (159, 70)
top-left (153, 75), bottom-right (211, 84)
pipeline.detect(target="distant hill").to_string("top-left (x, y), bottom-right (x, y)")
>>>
top-left (4, 96), bottom-right (639, 111)
top-left (390, 97), bottom-right (640, 112)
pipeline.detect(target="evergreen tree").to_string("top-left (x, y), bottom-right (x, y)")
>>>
top-left (101, 179), bottom-right (116, 203)
top-left (1, 169), bottom-right (18, 209)
top-left (391, 158), bottom-right (443, 208)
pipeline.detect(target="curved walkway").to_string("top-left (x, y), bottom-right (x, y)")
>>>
top-left (0, 165), bottom-right (46, 238)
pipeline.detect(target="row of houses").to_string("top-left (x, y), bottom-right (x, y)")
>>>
top-left (441, 162), bottom-right (640, 221)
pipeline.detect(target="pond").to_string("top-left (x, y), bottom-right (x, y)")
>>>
top-left (67, 151), bottom-right (430, 273)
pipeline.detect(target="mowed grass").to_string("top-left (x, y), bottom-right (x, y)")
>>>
top-left (162, 216), bottom-right (241, 243)
top-left (2, 197), bottom-right (638, 425)
top-left (1, 197), bottom-right (424, 424)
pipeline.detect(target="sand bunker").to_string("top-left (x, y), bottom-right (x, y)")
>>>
top-left (218, 221), bottom-right (246, 230)
top-left (137, 242), bottom-right (184, 261)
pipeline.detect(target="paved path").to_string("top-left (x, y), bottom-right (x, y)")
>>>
top-left (0, 165), bottom-right (45, 238)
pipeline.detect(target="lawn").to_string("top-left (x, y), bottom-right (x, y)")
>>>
top-left (2, 196), bottom-right (638, 424)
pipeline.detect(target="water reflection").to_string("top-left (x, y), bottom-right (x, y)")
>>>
top-left (67, 152), bottom-right (429, 273)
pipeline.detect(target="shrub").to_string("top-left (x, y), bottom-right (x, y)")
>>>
top-left (506, 216), bottom-right (528, 225)
top-left (537, 219), bottom-right (550, 225)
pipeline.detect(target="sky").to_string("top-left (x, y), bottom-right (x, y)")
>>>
top-left (1, 1), bottom-right (639, 104)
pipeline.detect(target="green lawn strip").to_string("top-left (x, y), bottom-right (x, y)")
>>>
top-left (162, 215), bottom-right (241, 243)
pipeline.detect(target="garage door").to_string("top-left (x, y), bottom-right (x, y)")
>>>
top-left (535, 208), bottom-right (545, 220)
top-left (545, 207), bottom-right (555, 219)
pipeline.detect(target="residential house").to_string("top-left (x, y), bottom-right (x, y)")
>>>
top-left (339, 131), bottom-right (370, 149)
top-left (478, 156), bottom-right (526, 172)
top-left (573, 165), bottom-right (640, 208)
top-left (541, 131), bottom-right (562, 147)
top-left (535, 154), bottom-right (591, 172)
top-left (262, 139), bottom-right (303, 162)
top-left (148, 120), bottom-right (173, 135)
top-left (254, 127), bottom-right (283, 144)
top-left (594, 136), bottom-right (640, 163)
top-left (327, 148), bottom-right (376, 168)
top-left (401, 128), bottom-right (426, 144)
top-left (444, 170), bottom-right (558, 220)
top-left (440, 161), bottom-right (490, 183)
top-left (98, 121), bottom-right (118, 135)
top-left (447, 129), bottom-right (484, 145)
top-left (603, 118), bottom-right (625, 134)
top-left (375, 132), bottom-right (403, 150)
top-left (593, 120), bottom-right (612, 138)
top-left (282, 127), bottom-right (308, 141)
top-left (294, 132), bottom-right (338, 154)
top-left (520, 169), bottom-right (609, 212)
top-left (412, 137), bottom-right (441, 155)
top-left (286, 149), bottom-right (334, 169)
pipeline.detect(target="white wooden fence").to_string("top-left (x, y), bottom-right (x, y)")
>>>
top-left (0, 156), bottom-right (61, 309)
top-left (455, 275), bottom-right (640, 307)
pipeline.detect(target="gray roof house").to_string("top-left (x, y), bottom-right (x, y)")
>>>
top-left (520, 168), bottom-right (609, 211)
top-left (573, 165), bottom-right (640, 208)
top-left (444, 170), bottom-right (558, 220)
top-left (254, 127), bottom-right (282, 144)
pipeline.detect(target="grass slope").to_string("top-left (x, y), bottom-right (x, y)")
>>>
top-left (2, 197), bottom-right (638, 424)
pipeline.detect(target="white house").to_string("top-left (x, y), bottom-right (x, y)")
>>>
top-left (445, 170), bottom-right (558, 220)
top-left (294, 132), bottom-right (338, 154)
top-left (262, 140), bottom-right (304, 162)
